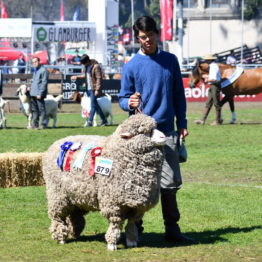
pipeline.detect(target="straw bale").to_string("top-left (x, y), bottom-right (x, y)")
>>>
top-left (0, 152), bottom-right (44, 188)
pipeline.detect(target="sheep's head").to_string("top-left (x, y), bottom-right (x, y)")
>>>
top-left (17, 85), bottom-right (30, 103)
top-left (116, 114), bottom-right (166, 153)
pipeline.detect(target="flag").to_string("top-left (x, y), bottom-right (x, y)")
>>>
top-left (160, 0), bottom-right (173, 41)
top-left (60, 0), bottom-right (64, 21)
top-left (1, 1), bottom-right (8, 19)
top-left (73, 5), bottom-right (80, 21)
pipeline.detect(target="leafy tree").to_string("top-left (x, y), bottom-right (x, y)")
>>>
top-left (244, 0), bottom-right (262, 20)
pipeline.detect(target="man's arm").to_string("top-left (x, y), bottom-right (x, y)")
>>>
top-left (39, 68), bottom-right (49, 98)
top-left (173, 57), bottom-right (187, 131)
top-left (118, 65), bottom-right (138, 111)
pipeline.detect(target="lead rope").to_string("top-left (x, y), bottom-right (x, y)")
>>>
top-left (135, 94), bottom-right (144, 114)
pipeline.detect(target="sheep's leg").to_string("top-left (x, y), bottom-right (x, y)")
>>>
top-left (105, 218), bottom-right (123, 251)
top-left (27, 113), bottom-right (33, 129)
top-left (49, 218), bottom-right (69, 244)
top-left (52, 116), bottom-right (56, 128)
top-left (66, 209), bottom-right (87, 239)
top-left (93, 113), bottom-right (97, 127)
top-left (125, 219), bottom-right (139, 248)
top-left (109, 113), bottom-right (113, 125)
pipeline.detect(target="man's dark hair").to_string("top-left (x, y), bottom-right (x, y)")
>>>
top-left (133, 16), bottom-right (159, 39)
top-left (32, 57), bottom-right (40, 62)
top-left (80, 54), bottom-right (90, 64)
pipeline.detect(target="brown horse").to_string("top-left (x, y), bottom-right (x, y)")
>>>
top-left (189, 60), bottom-right (262, 123)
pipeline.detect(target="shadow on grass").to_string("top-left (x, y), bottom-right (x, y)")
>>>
top-left (67, 225), bottom-right (261, 248)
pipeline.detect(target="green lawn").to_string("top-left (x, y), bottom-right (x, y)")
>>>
top-left (0, 102), bottom-right (261, 261)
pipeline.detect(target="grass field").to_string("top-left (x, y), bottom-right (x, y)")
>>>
top-left (0, 102), bottom-right (261, 262)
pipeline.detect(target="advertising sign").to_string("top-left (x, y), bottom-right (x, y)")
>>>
top-left (33, 22), bottom-right (96, 43)
top-left (183, 78), bottom-right (262, 102)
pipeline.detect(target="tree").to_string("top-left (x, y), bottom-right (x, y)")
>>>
top-left (244, 0), bottom-right (262, 20)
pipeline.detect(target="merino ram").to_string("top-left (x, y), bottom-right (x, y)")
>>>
top-left (17, 84), bottom-right (63, 128)
top-left (42, 114), bottom-right (166, 250)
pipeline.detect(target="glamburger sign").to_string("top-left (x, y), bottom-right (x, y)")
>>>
top-left (33, 22), bottom-right (96, 43)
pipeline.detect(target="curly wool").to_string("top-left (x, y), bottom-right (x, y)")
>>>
top-left (43, 114), bottom-right (164, 248)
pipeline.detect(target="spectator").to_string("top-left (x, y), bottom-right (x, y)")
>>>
top-left (28, 57), bottom-right (49, 129)
top-left (226, 51), bottom-right (237, 66)
top-left (71, 54), bottom-right (108, 127)
top-left (71, 49), bottom-right (81, 73)
top-left (119, 16), bottom-right (195, 244)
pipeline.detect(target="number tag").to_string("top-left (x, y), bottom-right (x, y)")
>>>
top-left (95, 157), bottom-right (113, 176)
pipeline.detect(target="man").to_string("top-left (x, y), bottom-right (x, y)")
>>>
top-left (71, 54), bottom-right (107, 127)
top-left (29, 57), bottom-right (48, 129)
top-left (14, 53), bottom-right (26, 74)
top-left (71, 49), bottom-right (82, 73)
top-left (194, 54), bottom-right (222, 125)
top-left (119, 16), bottom-right (194, 243)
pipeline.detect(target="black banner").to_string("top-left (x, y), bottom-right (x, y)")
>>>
top-left (62, 75), bottom-right (120, 102)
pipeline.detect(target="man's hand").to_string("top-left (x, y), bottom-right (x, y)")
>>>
top-left (178, 128), bottom-right (189, 139)
top-left (71, 75), bottom-right (77, 80)
top-left (36, 95), bottom-right (41, 100)
top-left (202, 74), bottom-right (209, 83)
top-left (94, 90), bottom-right (99, 97)
top-left (128, 92), bottom-right (141, 109)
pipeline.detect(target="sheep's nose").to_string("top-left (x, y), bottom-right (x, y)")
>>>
top-left (151, 129), bottom-right (166, 145)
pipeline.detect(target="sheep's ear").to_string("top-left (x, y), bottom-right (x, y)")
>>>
top-left (120, 132), bottom-right (133, 139)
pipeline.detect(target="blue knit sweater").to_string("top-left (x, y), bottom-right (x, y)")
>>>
top-left (118, 50), bottom-right (187, 133)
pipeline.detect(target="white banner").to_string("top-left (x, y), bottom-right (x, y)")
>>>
top-left (0, 19), bottom-right (32, 38)
top-left (33, 22), bottom-right (96, 43)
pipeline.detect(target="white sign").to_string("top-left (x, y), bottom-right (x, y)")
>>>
top-left (0, 19), bottom-right (32, 38)
top-left (95, 157), bottom-right (113, 176)
top-left (32, 22), bottom-right (96, 43)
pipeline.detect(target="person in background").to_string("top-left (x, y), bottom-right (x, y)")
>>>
top-left (71, 49), bottom-right (81, 73)
top-left (194, 54), bottom-right (223, 125)
top-left (226, 50), bottom-right (237, 66)
top-left (15, 53), bottom-right (26, 73)
top-left (119, 16), bottom-right (195, 244)
top-left (71, 54), bottom-right (108, 127)
top-left (28, 57), bottom-right (48, 129)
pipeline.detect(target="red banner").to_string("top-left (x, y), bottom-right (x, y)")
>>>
top-left (160, 0), bottom-right (173, 41)
top-left (1, 1), bottom-right (8, 19)
top-left (60, 0), bottom-right (64, 21)
top-left (183, 78), bottom-right (262, 102)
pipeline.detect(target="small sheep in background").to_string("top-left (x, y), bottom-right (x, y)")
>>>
top-left (43, 114), bottom-right (166, 250)
top-left (70, 91), bottom-right (113, 127)
top-left (17, 85), bottom-right (63, 128)
top-left (0, 97), bottom-right (9, 129)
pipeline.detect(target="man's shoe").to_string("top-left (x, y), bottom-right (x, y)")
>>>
top-left (100, 121), bottom-right (108, 127)
top-left (194, 119), bottom-right (205, 125)
top-left (165, 231), bottom-right (196, 244)
top-left (84, 121), bottom-right (93, 127)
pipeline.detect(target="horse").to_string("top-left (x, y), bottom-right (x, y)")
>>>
top-left (189, 60), bottom-right (262, 123)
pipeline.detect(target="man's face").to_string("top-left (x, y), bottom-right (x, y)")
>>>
top-left (32, 58), bottom-right (39, 68)
top-left (137, 30), bottom-right (157, 55)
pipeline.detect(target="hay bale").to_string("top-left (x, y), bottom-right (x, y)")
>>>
top-left (0, 152), bottom-right (44, 188)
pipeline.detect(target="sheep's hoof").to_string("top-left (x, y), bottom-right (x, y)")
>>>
top-left (59, 240), bottom-right (66, 244)
top-left (107, 243), bottom-right (117, 251)
top-left (126, 239), bottom-right (137, 248)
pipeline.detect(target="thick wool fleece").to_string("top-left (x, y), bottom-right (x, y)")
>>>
top-left (42, 114), bottom-right (164, 247)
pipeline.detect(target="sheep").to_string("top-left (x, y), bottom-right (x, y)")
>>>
top-left (70, 91), bottom-right (113, 127)
top-left (16, 85), bottom-right (63, 128)
top-left (0, 97), bottom-right (9, 129)
top-left (42, 114), bottom-right (166, 250)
